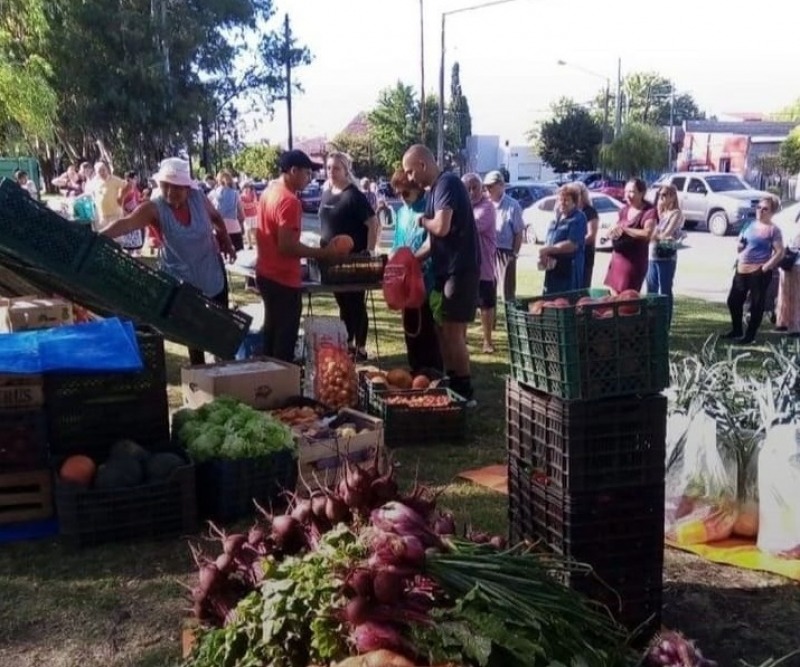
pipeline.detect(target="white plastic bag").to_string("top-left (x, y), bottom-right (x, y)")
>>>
top-left (665, 410), bottom-right (739, 545)
top-left (757, 424), bottom-right (800, 558)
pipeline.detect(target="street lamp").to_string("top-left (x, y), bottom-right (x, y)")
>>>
top-left (556, 59), bottom-right (611, 145)
top-left (438, 0), bottom-right (519, 165)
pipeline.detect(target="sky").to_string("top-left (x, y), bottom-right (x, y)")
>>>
top-left (244, 0), bottom-right (800, 147)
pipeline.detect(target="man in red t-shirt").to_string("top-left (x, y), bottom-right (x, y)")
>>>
top-left (256, 150), bottom-right (345, 363)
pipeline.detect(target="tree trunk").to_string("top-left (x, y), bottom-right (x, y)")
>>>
top-left (200, 116), bottom-right (212, 175)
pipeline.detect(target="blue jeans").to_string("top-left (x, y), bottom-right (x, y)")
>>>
top-left (646, 259), bottom-right (677, 327)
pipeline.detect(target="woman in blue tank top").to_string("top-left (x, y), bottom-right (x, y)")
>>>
top-left (99, 158), bottom-right (237, 364)
top-left (722, 196), bottom-right (784, 344)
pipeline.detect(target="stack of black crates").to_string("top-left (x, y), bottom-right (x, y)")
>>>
top-left (504, 288), bottom-right (670, 638)
top-left (47, 326), bottom-right (197, 548)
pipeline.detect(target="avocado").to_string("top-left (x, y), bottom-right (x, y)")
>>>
top-left (94, 456), bottom-right (144, 489)
top-left (108, 439), bottom-right (150, 466)
top-left (145, 452), bottom-right (186, 481)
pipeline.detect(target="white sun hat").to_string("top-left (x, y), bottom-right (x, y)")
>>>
top-left (152, 157), bottom-right (198, 189)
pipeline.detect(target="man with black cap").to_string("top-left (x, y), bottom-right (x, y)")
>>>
top-left (256, 149), bottom-right (347, 363)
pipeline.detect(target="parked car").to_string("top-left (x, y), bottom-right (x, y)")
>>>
top-left (647, 172), bottom-right (772, 236)
top-left (588, 179), bottom-right (626, 202)
top-left (299, 182), bottom-right (322, 214)
top-left (504, 181), bottom-right (556, 210)
top-left (523, 193), bottom-right (623, 248)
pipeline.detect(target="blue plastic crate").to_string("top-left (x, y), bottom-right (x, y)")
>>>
top-left (0, 516), bottom-right (58, 544)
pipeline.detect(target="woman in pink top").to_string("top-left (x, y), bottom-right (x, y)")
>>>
top-left (462, 172), bottom-right (497, 353)
top-left (240, 181), bottom-right (259, 248)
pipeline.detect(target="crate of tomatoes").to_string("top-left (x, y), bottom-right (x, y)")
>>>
top-left (374, 387), bottom-right (467, 447)
top-left (505, 288), bottom-right (669, 401)
top-left (357, 366), bottom-right (447, 415)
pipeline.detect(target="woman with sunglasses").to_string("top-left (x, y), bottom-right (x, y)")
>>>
top-left (646, 184), bottom-right (685, 327)
top-left (723, 196), bottom-right (784, 344)
top-left (388, 168), bottom-right (442, 373)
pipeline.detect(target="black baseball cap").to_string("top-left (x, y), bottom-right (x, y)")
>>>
top-left (279, 149), bottom-right (323, 172)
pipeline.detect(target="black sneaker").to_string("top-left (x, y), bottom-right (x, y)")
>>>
top-left (354, 349), bottom-right (369, 363)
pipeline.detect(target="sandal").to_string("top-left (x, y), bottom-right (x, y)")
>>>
top-left (482, 344), bottom-right (496, 354)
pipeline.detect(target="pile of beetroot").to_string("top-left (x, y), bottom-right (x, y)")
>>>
top-left (183, 451), bottom-right (719, 667)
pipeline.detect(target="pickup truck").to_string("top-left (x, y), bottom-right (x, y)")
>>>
top-left (647, 172), bottom-right (771, 236)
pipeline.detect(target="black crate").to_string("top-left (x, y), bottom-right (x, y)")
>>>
top-left (309, 254), bottom-right (387, 285)
top-left (505, 379), bottom-right (667, 492)
top-left (374, 388), bottom-right (467, 447)
top-left (162, 282), bottom-right (252, 359)
top-left (195, 449), bottom-right (298, 522)
top-left (46, 389), bottom-right (170, 459)
top-left (357, 368), bottom-right (448, 415)
top-left (508, 461), bottom-right (665, 563)
top-left (0, 179), bottom-right (96, 276)
top-left (0, 410), bottom-right (47, 472)
top-left (76, 237), bottom-right (179, 319)
top-left (562, 566), bottom-right (663, 638)
top-left (55, 460), bottom-right (197, 548)
top-left (44, 327), bottom-right (166, 407)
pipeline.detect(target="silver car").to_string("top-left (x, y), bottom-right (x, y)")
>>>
top-left (523, 193), bottom-right (623, 249)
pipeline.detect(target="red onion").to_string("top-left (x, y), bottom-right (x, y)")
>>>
top-left (371, 502), bottom-right (440, 547)
top-left (372, 570), bottom-right (404, 605)
top-left (432, 511), bottom-right (456, 535)
top-left (347, 568), bottom-right (374, 599)
top-left (351, 621), bottom-right (412, 656)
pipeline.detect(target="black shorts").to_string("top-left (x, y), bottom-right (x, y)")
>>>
top-left (478, 280), bottom-right (497, 309)
top-left (441, 272), bottom-right (479, 323)
top-left (229, 231), bottom-right (245, 252)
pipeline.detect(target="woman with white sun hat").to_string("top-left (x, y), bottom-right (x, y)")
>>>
top-left (100, 157), bottom-right (237, 364)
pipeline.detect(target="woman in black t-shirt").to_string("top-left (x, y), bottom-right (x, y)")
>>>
top-left (570, 183), bottom-right (599, 288)
top-left (318, 151), bottom-right (380, 360)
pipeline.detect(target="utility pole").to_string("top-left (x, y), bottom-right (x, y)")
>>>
top-left (614, 57), bottom-right (622, 139)
top-left (284, 14), bottom-right (294, 150)
top-left (419, 0), bottom-right (426, 142)
top-left (667, 83), bottom-right (675, 170)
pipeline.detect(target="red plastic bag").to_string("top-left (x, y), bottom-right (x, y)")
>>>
top-left (382, 247), bottom-right (425, 311)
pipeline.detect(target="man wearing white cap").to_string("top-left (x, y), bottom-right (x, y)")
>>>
top-left (483, 170), bottom-right (524, 304)
top-left (100, 157), bottom-right (237, 364)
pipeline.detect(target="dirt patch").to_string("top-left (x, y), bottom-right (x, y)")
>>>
top-left (663, 548), bottom-right (800, 666)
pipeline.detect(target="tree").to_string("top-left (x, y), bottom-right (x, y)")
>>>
top-left (0, 0), bottom-right (57, 145)
top-left (599, 122), bottom-right (668, 177)
top-left (231, 144), bottom-right (282, 180)
top-left (367, 82), bottom-right (422, 173)
top-left (532, 98), bottom-right (602, 173)
top-left (328, 132), bottom-right (376, 177)
top-left (25, 0), bottom-right (309, 179)
top-left (772, 98), bottom-right (800, 123)
top-left (591, 72), bottom-right (704, 130)
top-left (779, 127), bottom-right (800, 174)
top-left (446, 62), bottom-right (472, 172)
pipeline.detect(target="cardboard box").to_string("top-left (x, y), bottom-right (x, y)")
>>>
top-left (0, 375), bottom-right (43, 410)
top-left (0, 297), bottom-right (74, 332)
top-left (181, 357), bottom-right (301, 411)
top-left (296, 408), bottom-right (384, 492)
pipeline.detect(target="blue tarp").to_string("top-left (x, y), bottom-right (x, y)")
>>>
top-left (0, 318), bottom-right (145, 374)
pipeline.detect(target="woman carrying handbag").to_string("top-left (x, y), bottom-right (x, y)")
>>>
top-left (646, 184), bottom-right (685, 327)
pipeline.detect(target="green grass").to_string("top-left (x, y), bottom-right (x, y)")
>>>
top-left (0, 268), bottom-right (790, 666)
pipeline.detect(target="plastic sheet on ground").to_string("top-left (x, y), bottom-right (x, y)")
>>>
top-left (667, 538), bottom-right (800, 582)
top-left (0, 317), bottom-right (144, 374)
